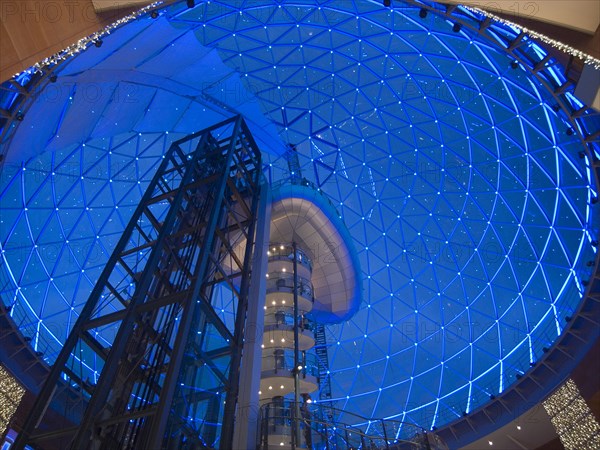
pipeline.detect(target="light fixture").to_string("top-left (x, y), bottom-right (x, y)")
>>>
top-left (0, 365), bottom-right (25, 435)
top-left (186, 0), bottom-right (195, 8)
top-left (544, 379), bottom-right (600, 449)
top-left (94, 39), bottom-right (103, 47)
top-left (150, 10), bottom-right (158, 19)
top-left (452, 23), bottom-right (461, 32)
top-left (419, 8), bottom-right (427, 18)
top-left (383, 0), bottom-right (391, 7)
top-left (488, 441), bottom-right (493, 446)
top-left (510, 60), bottom-right (519, 69)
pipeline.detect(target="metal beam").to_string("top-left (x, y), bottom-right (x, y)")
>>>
top-left (14, 115), bottom-right (263, 450)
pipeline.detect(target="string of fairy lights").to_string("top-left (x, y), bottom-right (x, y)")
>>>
top-left (461, 5), bottom-right (600, 70)
top-left (543, 379), bottom-right (600, 450)
top-left (0, 365), bottom-right (26, 436)
top-left (12, 1), bottom-right (164, 78)
top-left (10, 1), bottom-right (600, 79)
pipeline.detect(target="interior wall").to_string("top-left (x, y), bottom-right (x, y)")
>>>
top-left (446, 0), bottom-right (600, 34)
top-left (0, 0), bottom-right (145, 82)
top-left (2, 1), bottom-right (598, 83)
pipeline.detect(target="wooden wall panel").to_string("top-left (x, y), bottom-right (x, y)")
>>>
top-left (0, 0), bottom-right (147, 82)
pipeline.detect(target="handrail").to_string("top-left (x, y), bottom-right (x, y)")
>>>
top-left (259, 401), bottom-right (437, 450)
top-left (261, 399), bottom-right (447, 450)
top-left (265, 311), bottom-right (315, 332)
top-left (262, 351), bottom-right (320, 378)
top-left (261, 414), bottom-right (421, 449)
top-left (266, 271), bottom-right (314, 301)
top-left (267, 243), bottom-right (313, 271)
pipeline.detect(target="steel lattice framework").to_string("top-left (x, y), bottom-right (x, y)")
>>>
top-left (0, 0), bottom-right (599, 446)
top-left (14, 116), bottom-right (262, 450)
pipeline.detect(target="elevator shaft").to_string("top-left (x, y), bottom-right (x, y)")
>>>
top-left (14, 116), bottom-right (262, 450)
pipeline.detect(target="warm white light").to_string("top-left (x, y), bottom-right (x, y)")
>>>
top-left (488, 441), bottom-right (493, 446)
top-left (282, 268), bottom-right (286, 272)
top-left (282, 300), bottom-right (286, 304)
top-left (258, 391), bottom-right (262, 395)
top-left (544, 379), bottom-right (600, 450)
top-left (517, 425), bottom-right (521, 430)
top-left (461, 5), bottom-right (600, 70)
top-left (281, 338), bottom-right (285, 342)
top-left (280, 245), bottom-right (284, 250)
top-left (280, 385), bottom-right (284, 389)
top-left (267, 251), bottom-right (271, 256)
top-left (268, 386), bottom-right (273, 390)
top-left (270, 339), bottom-right (274, 343)
top-left (297, 365), bottom-right (303, 370)
top-left (0, 365), bottom-right (25, 435)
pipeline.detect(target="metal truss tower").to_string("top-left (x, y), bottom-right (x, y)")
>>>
top-left (14, 116), bottom-right (263, 450)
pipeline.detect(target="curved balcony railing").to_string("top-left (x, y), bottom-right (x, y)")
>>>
top-left (266, 272), bottom-right (314, 301)
top-left (267, 244), bottom-right (313, 271)
top-left (262, 351), bottom-right (320, 379)
top-left (259, 400), bottom-right (448, 450)
top-left (265, 311), bottom-right (315, 333)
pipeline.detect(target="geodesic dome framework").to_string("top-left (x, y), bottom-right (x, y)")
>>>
top-left (1, 0), bottom-right (599, 446)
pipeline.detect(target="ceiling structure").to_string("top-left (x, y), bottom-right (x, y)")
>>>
top-left (446, 0), bottom-right (600, 35)
top-left (1, 0), bottom-right (599, 447)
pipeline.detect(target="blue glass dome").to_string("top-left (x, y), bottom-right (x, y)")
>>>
top-left (1, 0), bottom-right (598, 438)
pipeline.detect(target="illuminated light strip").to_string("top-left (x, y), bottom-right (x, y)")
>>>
top-left (0, 365), bottom-right (26, 436)
top-left (543, 379), bottom-right (600, 450)
top-left (12, 1), bottom-right (165, 78)
top-left (461, 5), bottom-right (600, 70)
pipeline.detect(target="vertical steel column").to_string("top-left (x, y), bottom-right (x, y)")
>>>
top-left (13, 115), bottom-right (262, 450)
top-left (13, 122), bottom-right (189, 449)
top-left (231, 180), bottom-right (272, 450)
top-left (219, 133), bottom-right (262, 449)
top-left (73, 128), bottom-right (218, 450)
top-left (292, 241), bottom-right (301, 449)
top-left (144, 117), bottom-right (244, 447)
top-left (382, 418), bottom-right (389, 449)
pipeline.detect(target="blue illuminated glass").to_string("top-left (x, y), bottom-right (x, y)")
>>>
top-left (0, 0), bottom-right (598, 433)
